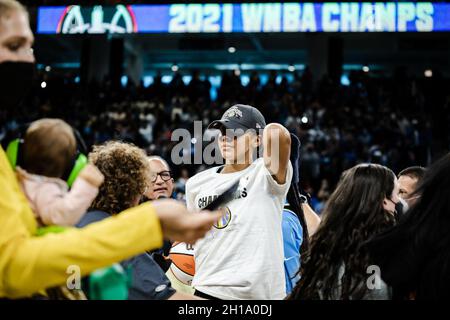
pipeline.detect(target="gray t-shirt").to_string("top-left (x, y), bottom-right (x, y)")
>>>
top-left (77, 210), bottom-right (176, 300)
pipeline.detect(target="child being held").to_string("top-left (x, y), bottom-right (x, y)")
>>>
top-left (16, 118), bottom-right (104, 227)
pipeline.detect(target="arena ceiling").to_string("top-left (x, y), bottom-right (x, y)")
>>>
top-left (33, 31), bottom-right (450, 74)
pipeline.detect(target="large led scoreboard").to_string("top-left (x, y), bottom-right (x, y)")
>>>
top-left (37, 2), bottom-right (450, 34)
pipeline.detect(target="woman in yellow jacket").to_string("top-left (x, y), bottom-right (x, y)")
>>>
top-left (0, 0), bottom-right (221, 299)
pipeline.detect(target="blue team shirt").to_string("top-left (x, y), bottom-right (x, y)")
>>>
top-left (282, 206), bottom-right (303, 295)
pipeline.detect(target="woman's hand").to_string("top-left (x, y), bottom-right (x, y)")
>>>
top-left (151, 199), bottom-right (222, 244)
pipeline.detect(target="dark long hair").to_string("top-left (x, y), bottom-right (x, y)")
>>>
top-left (289, 164), bottom-right (396, 300)
top-left (287, 182), bottom-right (310, 254)
top-left (367, 153), bottom-right (450, 299)
top-left (286, 133), bottom-right (310, 254)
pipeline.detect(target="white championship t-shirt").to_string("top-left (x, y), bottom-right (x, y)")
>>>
top-left (186, 158), bottom-right (293, 300)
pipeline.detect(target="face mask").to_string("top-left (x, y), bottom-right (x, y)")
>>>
top-left (0, 62), bottom-right (35, 109)
top-left (399, 197), bottom-right (409, 213)
top-left (395, 197), bottom-right (409, 219)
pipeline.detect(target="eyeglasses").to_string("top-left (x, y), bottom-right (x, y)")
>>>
top-left (150, 171), bottom-right (172, 183)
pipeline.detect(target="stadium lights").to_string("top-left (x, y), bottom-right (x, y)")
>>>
top-left (228, 46), bottom-right (236, 53)
top-left (424, 69), bottom-right (433, 78)
top-left (301, 116), bottom-right (308, 124)
top-left (171, 64), bottom-right (179, 72)
top-left (288, 64), bottom-right (296, 72)
top-left (362, 65), bottom-right (370, 73)
top-left (41, 81), bottom-right (47, 89)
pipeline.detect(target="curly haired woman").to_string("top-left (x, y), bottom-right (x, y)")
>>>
top-left (88, 141), bottom-right (150, 215)
top-left (77, 141), bottom-right (202, 300)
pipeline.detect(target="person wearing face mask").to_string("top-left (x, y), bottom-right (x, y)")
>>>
top-left (367, 154), bottom-right (450, 299)
top-left (0, 0), bottom-right (221, 299)
top-left (288, 164), bottom-right (399, 300)
top-left (0, 1), bottom-right (34, 110)
top-left (396, 166), bottom-right (426, 217)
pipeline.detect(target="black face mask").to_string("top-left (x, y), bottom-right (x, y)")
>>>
top-left (394, 197), bottom-right (409, 221)
top-left (394, 200), bottom-right (404, 221)
top-left (139, 194), bottom-right (169, 204)
top-left (0, 61), bottom-right (35, 109)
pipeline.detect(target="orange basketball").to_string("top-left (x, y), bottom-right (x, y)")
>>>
top-left (169, 242), bottom-right (195, 285)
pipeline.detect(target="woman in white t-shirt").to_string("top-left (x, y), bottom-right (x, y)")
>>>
top-left (186, 104), bottom-right (293, 300)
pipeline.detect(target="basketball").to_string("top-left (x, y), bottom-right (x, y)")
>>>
top-left (169, 242), bottom-right (195, 286)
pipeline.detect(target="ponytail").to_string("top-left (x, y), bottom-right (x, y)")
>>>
top-left (286, 182), bottom-right (310, 255)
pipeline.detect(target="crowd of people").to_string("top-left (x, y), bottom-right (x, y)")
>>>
top-left (2, 65), bottom-right (448, 212)
top-left (2, 0), bottom-right (450, 301)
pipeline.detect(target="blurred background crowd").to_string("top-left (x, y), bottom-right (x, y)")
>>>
top-left (2, 66), bottom-right (448, 213)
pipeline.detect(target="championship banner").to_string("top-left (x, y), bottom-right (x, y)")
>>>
top-left (37, 2), bottom-right (450, 34)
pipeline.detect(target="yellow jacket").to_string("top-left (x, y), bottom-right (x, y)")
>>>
top-left (0, 146), bottom-right (163, 298)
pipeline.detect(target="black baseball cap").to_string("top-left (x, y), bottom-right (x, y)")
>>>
top-left (208, 104), bottom-right (266, 136)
